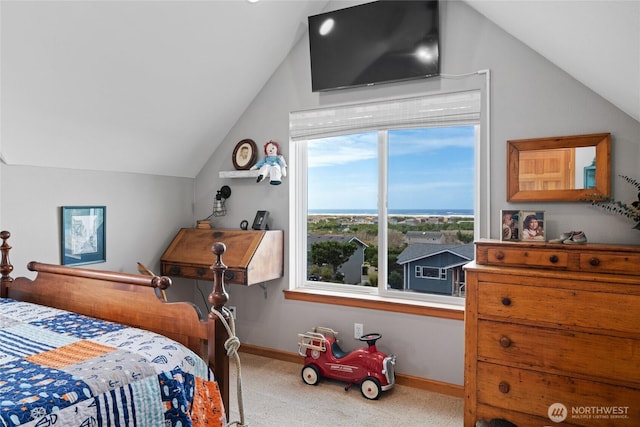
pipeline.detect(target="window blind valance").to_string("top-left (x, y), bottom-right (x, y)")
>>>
top-left (290, 90), bottom-right (480, 141)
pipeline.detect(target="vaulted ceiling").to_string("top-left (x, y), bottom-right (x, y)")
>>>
top-left (465, 0), bottom-right (639, 125)
top-left (1, 1), bottom-right (638, 178)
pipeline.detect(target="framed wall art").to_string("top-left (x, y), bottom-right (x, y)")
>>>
top-left (61, 206), bottom-right (106, 265)
top-left (500, 210), bottom-right (520, 241)
top-left (232, 138), bottom-right (257, 170)
top-left (519, 210), bottom-right (545, 242)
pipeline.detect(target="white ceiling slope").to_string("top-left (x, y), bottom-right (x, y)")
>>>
top-left (0, 0), bottom-right (329, 178)
top-left (465, 0), bottom-right (640, 124)
top-left (0, 1), bottom-right (638, 178)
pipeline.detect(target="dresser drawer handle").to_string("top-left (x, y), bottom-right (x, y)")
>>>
top-left (501, 297), bottom-right (512, 306)
top-left (549, 255), bottom-right (559, 263)
top-left (499, 336), bottom-right (512, 348)
top-left (498, 381), bottom-right (510, 394)
top-left (170, 266), bottom-right (181, 276)
top-left (590, 257), bottom-right (601, 266)
top-left (196, 268), bottom-right (206, 277)
top-left (494, 251), bottom-right (504, 260)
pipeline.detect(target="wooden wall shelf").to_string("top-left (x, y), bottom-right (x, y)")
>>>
top-left (219, 170), bottom-right (260, 178)
top-left (161, 228), bottom-right (284, 286)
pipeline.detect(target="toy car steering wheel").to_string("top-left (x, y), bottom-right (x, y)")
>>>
top-left (358, 333), bottom-right (382, 346)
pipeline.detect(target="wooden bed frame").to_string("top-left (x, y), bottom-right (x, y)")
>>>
top-left (0, 230), bottom-right (231, 411)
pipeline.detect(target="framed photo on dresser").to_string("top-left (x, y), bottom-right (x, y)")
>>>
top-left (519, 210), bottom-right (545, 242)
top-left (500, 210), bottom-right (520, 241)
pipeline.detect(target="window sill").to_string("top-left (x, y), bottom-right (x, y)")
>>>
top-left (283, 288), bottom-right (464, 321)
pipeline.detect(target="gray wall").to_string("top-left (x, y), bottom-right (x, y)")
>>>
top-left (0, 165), bottom-right (198, 304)
top-left (194, 0), bottom-right (640, 387)
top-left (0, 1), bottom-right (638, 388)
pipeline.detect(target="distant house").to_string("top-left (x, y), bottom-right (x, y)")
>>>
top-left (396, 243), bottom-right (474, 296)
top-left (307, 234), bottom-right (368, 284)
top-left (405, 231), bottom-right (445, 244)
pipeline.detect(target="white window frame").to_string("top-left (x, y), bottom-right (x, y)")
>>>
top-left (289, 89), bottom-right (488, 306)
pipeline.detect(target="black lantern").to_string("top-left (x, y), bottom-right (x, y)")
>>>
top-left (212, 185), bottom-right (231, 217)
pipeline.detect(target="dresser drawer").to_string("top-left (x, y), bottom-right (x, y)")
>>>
top-left (579, 251), bottom-right (640, 275)
top-left (477, 362), bottom-right (640, 426)
top-left (478, 320), bottom-right (640, 386)
top-left (483, 246), bottom-right (569, 269)
top-left (475, 404), bottom-right (574, 427)
top-left (478, 282), bottom-right (640, 335)
top-left (162, 263), bottom-right (247, 285)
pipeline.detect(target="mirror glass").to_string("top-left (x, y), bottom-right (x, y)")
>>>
top-left (518, 146), bottom-right (596, 191)
top-left (507, 133), bottom-right (610, 202)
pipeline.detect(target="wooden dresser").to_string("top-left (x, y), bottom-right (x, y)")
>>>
top-left (464, 240), bottom-right (640, 426)
top-left (161, 228), bottom-right (284, 286)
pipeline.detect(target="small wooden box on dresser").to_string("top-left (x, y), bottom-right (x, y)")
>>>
top-left (464, 240), bottom-right (640, 427)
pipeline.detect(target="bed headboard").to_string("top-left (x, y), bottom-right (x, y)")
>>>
top-left (0, 229), bottom-right (232, 409)
top-left (24, 261), bottom-right (207, 345)
top-left (1, 230), bottom-right (207, 350)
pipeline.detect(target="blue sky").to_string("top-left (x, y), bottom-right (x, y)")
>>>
top-left (308, 126), bottom-right (475, 211)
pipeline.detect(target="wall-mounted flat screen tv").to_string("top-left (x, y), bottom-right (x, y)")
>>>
top-left (308, 0), bottom-right (440, 92)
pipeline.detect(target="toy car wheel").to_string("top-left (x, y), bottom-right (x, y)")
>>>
top-left (301, 364), bottom-right (320, 386)
top-left (360, 377), bottom-right (381, 400)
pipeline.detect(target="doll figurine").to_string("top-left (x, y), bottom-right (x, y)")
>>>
top-left (251, 140), bottom-right (287, 185)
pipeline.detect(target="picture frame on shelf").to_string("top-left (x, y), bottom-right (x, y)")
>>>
top-left (500, 210), bottom-right (520, 241)
top-left (519, 210), bottom-right (546, 242)
top-left (232, 138), bottom-right (257, 170)
top-left (61, 206), bottom-right (106, 266)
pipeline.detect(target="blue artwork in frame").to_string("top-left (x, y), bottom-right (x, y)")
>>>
top-left (61, 206), bottom-right (106, 266)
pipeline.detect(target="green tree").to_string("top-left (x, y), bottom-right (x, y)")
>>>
top-left (364, 244), bottom-right (378, 266)
top-left (366, 271), bottom-right (378, 287)
top-left (456, 230), bottom-right (474, 243)
top-left (388, 271), bottom-right (403, 289)
top-left (310, 241), bottom-right (358, 280)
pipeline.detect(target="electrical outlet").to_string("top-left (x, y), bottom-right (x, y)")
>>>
top-left (228, 306), bottom-right (236, 319)
top-left (354, 322), bottom-right (363, 339)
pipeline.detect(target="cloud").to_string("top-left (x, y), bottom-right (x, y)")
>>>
top-left (306, 126), bottom-right (475, 209)
top-left (308, 134), bottom-right (376, 168)
top-left (308, 127), bottom-right (474, 168)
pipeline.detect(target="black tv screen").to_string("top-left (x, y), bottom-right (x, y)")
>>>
top-left (308, 0), bottom-right (440, 92)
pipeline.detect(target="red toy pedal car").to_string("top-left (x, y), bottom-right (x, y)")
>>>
top-left (297, 326), bottom-right (396, 399)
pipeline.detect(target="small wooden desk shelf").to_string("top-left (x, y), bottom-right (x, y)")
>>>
top-left (161, 228), bottom-right (284, 286)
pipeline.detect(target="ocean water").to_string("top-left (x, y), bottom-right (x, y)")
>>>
top-left (308, 208), bottom-right (474, 216)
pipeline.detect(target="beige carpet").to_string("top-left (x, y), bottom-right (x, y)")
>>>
top-left (227, 352), bottom-right (464, 427)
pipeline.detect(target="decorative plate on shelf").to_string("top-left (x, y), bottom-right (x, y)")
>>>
top-left (232, 139), bottom-right (257, 170)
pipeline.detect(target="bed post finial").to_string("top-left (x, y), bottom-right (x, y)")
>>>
top-left (0, 230), bottom-right (14, 297)
top-left (207, 241), bottom-right (230, 409)
top-left (208, 242), bottom-right (229, 313)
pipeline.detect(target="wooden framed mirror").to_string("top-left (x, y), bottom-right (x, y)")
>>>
top-left (507, 133), bottom-right (611, 202)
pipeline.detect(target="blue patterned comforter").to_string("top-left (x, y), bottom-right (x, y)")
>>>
top-left (0, 298), bottom-right (225, 427)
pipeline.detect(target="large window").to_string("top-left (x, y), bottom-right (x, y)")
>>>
top-left (290, 91), bottom-right (482, 305)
